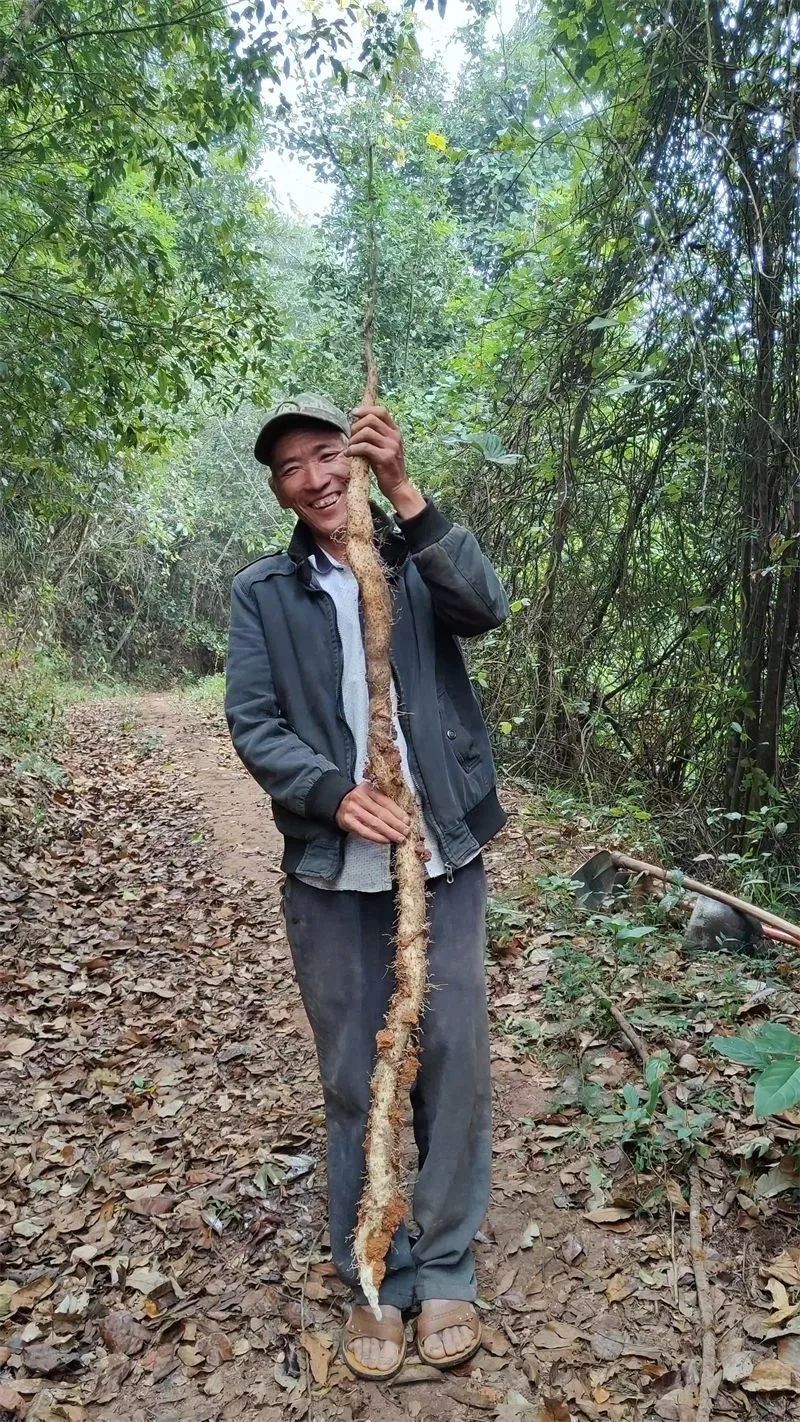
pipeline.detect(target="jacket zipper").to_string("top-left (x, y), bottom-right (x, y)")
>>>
top-left (389, 652), bottom-right (453, 881)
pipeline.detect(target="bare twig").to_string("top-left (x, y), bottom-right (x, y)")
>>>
top-left (589, 986), bottom-right (717, 1416)
top-left (689, 1164), bottom-right (718, 1422)
top-left (300, 1223), bottom-right (327, 1401)
top-left (587, 983), bottom-right (677, 1109)
top-left (669, 1205), bottom-right (679, 1307)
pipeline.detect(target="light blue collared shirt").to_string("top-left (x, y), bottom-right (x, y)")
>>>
top-left (295, 547), bottom-right (448, 892)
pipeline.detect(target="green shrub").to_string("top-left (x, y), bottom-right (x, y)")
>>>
top-left (183, 673), bottom-right (226, 708)
top-left (0, 642), bottom-right (67, 757)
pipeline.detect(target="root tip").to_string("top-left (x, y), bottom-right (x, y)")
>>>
top-left (362, 1278), bottom-right (382, 1320)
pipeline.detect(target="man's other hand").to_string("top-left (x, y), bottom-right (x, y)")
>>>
top-left (335, 784), bottom-right (411, 844)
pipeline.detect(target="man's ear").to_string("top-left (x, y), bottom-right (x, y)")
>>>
top-left (269, 472), bottom-right (288, 510)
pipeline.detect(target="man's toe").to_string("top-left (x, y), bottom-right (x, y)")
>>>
top-left (424, 1331), bottom-right (445, 1359)
top-left (350, 1334), bottom-right (401, 1371)
top-left (427, 1323), bottom-right (474, 1357)
top-left (380, 1339), bottom-right (400, 1369)
top-left (442, 1326), bottom-right (460, 1356)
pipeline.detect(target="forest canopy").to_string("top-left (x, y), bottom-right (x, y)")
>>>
top-left (1, 0), bottom-right (798, 886)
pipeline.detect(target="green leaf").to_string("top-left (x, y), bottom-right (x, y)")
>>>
top-left (460, 430), bottom-right (520, 466)
top-left (754, 1160), bottom-right (800, 1196)
top-left (709, 1034), bottom-right (770, 1067)
top-left (754, 1058), bottom-right (800, 1118)
top-left (751, 1023), bottom-right (800, 1057)
top-left (645, 1056), bottom-right (668, 1088)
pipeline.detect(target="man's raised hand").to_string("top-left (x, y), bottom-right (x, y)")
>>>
top-left (346, 404), bottom-right (426, 520)
top-left (336, 783), bottom-right (412, 844)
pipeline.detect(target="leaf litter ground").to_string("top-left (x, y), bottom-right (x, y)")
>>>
top-left (2, 695), bottom-right (800, 1420)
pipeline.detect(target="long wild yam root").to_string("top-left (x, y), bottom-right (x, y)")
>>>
top-left (347, 361), bottom-right (429, 1317)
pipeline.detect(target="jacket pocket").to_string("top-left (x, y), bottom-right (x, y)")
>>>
top-left (438, 688), bottom-right (481, 772)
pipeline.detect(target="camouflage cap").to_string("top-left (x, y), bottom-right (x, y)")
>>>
top-left (254, 392), bottom-right (351, 466)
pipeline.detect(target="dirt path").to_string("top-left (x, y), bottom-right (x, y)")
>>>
top-left (136, 693), bottom-right (285, 888)
top-left (2, 694), bottom-right (795, 1421)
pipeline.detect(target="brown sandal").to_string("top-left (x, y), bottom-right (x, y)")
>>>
top-left (342, 1305), bottom-right (407, 1382)
top-left (416, 1301), bottom-right (482, 1370)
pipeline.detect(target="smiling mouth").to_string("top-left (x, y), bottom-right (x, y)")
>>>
top-left (308, 492), bottom-right (341, 512)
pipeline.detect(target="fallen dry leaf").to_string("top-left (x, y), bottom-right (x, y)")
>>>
top-left (126, 1265), bottom-right (169, 1296)
top-left (560, 1233), bottom-right (584, 1264)
top-left (0, 1383), bottom-right (24, 1414)
top-left (766, 1248), bottom-right (800, 1288)
top-left (86, 1354), bottom-right (133, 1405)
top-left (496, 1392), bottom-right (538, 1422)
top-left (533, 1322), bottom-right (581, 1350)
top-left (444, 1382), bottom-right (501, 1410)
top-left (518, 1220), bottom-right (541, 1249)
top-left (605, 1272), bottom-right (636, 1303)
top-left (536, 1399), bottom-right (571, 1421)
top-left (742, 1358), bottom-right (800, 1393)
top-left (583, 1206), bottom-right (632, 1224)
top-left (392, 1361), bottom-right (444, 1385)
top-left (4, 1035), bottom-right (35, 1057)
top-left (653, 1386), bottom-right (696, 1420)
top-left (665, 1178), bottom-right (690, 1214)
top-left (301, 1329), bottom-right (332, 1387)
top-left (480, 1325), bottom-right (510, 1357)
top-left (720, 1347), bottom-right (755, 1383)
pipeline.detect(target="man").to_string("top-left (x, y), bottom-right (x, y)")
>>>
top-left (225, 392), bottom-right (508, 1381)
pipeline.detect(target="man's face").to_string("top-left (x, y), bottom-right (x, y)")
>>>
top-left (269, 422), bottom-right (350, 542)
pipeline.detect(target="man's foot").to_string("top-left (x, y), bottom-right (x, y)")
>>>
top-left (416, 1300), bottom-right (482, 1369)
top-left (342, 1304), bottom-right (406, 1380)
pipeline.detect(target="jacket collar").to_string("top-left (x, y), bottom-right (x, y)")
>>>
top-left (288, 502), bottom-right (408, 583)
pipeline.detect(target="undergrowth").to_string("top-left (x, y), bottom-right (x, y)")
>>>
top-left (183, 673), bottom-right (226, 708)
top-left (527, 784), bottom-right (800, 919)
top-left (0, 643), bottom-right (67, 760)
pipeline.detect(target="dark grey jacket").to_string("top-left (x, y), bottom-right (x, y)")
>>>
top-left (225, 497), bottom-right (508, 881)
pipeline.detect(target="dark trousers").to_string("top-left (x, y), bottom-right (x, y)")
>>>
top-left (282, 856), bottom-right (491, 1310)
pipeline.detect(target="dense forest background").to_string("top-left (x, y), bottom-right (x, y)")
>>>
top-left (1, 0), bottom-right (798, 903)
